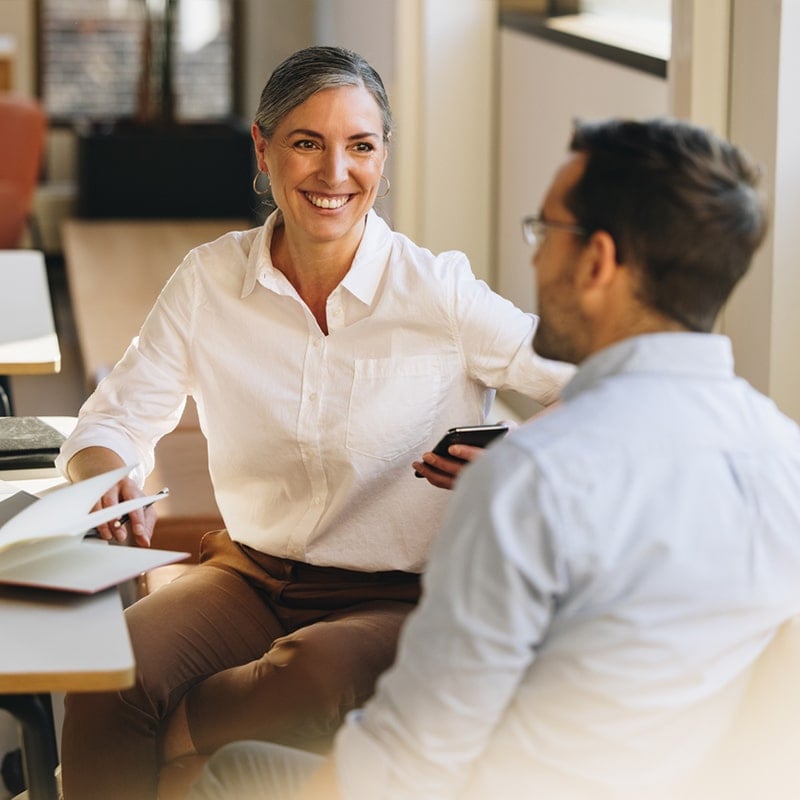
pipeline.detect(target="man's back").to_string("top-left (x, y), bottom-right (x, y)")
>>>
top-left (459, 332), bottom-right (800, 795)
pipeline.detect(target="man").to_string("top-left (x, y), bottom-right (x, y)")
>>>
top-left (189, 118), bottom-right (800, 799)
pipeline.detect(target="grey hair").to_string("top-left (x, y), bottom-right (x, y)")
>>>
top-left (254, 46), bottom-right (393, 143)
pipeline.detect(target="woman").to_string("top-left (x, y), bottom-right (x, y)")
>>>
top-left (57, 46), bottom-right (570, 800)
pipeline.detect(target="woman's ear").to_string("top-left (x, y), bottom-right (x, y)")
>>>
top-left (251, 123), bottom-right (268, 169)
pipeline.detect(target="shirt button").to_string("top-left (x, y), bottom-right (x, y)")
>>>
top-left (309, 393), bottom-right (318, 402)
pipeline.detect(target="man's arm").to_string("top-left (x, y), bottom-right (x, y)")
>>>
top-left (331, 443), bottom-right (564, 798)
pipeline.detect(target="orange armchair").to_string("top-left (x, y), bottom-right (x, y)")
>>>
top-left (0, 94), bottom-right (47, 249)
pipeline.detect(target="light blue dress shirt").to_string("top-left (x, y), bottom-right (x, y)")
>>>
top-left (335, 332), bottom-right (800, 798)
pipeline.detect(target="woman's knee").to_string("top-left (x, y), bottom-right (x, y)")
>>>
top-left (252, 613), bottom-right (405, 736)
top-left (255, 634), bottom-right (355, 737)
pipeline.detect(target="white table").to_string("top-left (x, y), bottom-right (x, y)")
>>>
top-left (0, 458), bottom-right (135, 800)
top-left (0, 250), bottom-right (61, 375)
top-left (0, 588), bottom-right (135, 800)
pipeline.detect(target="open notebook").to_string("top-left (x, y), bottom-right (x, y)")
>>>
top-left (0, 464), bottom-right (189, 593)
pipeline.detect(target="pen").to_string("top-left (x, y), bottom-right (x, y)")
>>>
top-left (85, 487), bottom-right (170, 537)
top-left (112, 487), bottom-right (170, 528)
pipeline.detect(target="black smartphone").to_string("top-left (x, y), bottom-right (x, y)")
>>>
top-left (432, 423), bottom-right (509, 461)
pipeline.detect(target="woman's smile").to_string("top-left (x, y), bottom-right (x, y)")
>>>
top-left (303, 191), bottom-right (353, 210)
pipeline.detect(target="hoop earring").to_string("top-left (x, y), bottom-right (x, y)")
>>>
top-left (252, 171), bottom-right (271, 196)
top-left (376, 175), bottom-right (391, 199)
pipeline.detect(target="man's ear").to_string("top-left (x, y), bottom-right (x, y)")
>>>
top-left (579, 230), bottom-right (618, 287)
top-left (575, 230), bottom-right (622, 314)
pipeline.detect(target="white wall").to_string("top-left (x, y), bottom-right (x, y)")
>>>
top-left (495, 29), bottom-right (668, 418)
top-left (496, 29), bottom-right (668, 314)
top-left (723, 0), bottom-right (800, 421)
top-left (313, 0), bottom-right (395, 82)
top-left (394, 0), bottom-right (497, 280)
top-left (669, 0), bottom-right (800, 422)
top-left (239, 0), bottom-right (315, 120)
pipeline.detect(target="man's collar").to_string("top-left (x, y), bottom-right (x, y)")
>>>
top-left (562, 333), bottom-right (735, 401)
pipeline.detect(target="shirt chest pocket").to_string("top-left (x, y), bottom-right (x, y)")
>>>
top-left (346, 355), bottom-right (452, 461)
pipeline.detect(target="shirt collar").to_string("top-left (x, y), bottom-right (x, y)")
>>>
top-left (240, 211), bottom-right (278, 299)
top-left (339, 210), bottom-right (393, 306)
top-left (562, 333), bottom-right (736, 402)
top-left (240, 209), bottom-right (392, 304)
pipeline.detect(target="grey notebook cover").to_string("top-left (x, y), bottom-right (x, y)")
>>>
top-left (0, 417), bottom-right (66, 469)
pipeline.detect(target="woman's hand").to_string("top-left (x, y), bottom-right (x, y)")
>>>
top-left (66, 446), bottom-right (157, 547)
top-left (412, 419), bottom-right (519, 490)
top-left (92, 476), bottom-right (158, 547)
top-left (412, 443), bottom-right (486, 491)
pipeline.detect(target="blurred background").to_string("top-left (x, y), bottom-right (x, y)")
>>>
top-left (1, 0), bottom-right (797, 422)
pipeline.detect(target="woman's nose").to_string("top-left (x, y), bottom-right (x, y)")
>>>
top-left (318, 148), bottom-right (348, 186)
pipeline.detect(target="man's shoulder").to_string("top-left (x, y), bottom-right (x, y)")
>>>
top-left (512, 370), bottom-right (800, 485)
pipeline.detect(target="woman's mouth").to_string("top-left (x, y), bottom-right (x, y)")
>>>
top-left (304, 192), bottom-right (351, 210)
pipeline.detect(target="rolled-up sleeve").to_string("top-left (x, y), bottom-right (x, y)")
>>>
top-left (56, 257), bottom-right (196, 486)
top-left (445, 260), bottom-right (574, 406)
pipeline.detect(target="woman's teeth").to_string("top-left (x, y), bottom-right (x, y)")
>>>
top-left (306, 193), bottom-right (349, 209)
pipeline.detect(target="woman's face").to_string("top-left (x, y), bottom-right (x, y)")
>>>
top-left (253, 84), bottom-right (388, 248)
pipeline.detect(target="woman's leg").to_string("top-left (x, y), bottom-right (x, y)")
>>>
top-left (188, 742), bottom-right (323, 800)
top-left (60, 564), bottom-right (284, 800)
top-left (184, 599), bottom-right (415, 755)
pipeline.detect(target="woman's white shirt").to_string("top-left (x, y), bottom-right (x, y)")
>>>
top-left (57, 210), bottom-right (571, 572)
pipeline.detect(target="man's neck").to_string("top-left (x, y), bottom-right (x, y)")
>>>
top-left (586, 308), bottom-right (689, 360)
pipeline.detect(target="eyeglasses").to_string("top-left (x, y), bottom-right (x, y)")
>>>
top-left (521, 215), bottom-right (587, 247)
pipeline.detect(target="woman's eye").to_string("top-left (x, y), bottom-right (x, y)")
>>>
top-left (293, 140), bottom-right (317, 150)
top-left (353, 142), bottom-right (375, 153)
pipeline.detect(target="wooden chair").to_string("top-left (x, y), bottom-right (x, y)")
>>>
top-left (0, 94), bottom-right (47, 249)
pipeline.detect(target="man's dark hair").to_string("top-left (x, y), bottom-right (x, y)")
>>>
top-left (566, 118), bottom-right (767, 332)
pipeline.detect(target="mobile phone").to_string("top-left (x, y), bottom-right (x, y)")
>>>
top-left (431, 423), bottom-right (509, 461)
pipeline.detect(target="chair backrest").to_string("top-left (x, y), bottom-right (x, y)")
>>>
top-left (0, 93), bottom-right (47, 248)
top-left (675, 615), bottom-right (800, 799)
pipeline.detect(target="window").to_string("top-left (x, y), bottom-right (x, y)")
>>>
top-left (499, 0), bottom-right (671, 76)
top-left (548, 0), bottom-right (670, 60)
top-left (39, 0), bottom-right (235, 124)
